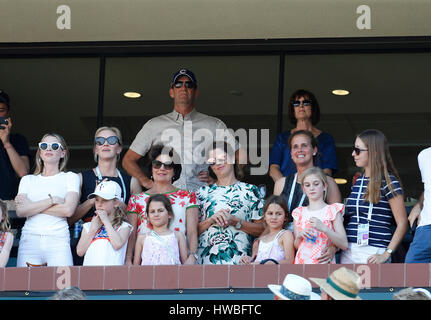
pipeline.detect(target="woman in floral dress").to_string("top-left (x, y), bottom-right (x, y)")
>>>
top-left (197, 141), bottom-right (264, 265)
top-left (126, 144), bottom-right (198, 265)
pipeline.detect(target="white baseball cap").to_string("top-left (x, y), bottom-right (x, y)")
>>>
top-left (268, 274), bottom-right (320, 300)
top-left (87, 180), bottom-right (122, 200)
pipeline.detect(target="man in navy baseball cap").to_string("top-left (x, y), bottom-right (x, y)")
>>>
top-left (171, 69), bottom-right (198, 87)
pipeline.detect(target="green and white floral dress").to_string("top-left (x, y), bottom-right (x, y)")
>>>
top-left (197, 181), bottom-right (264, 265)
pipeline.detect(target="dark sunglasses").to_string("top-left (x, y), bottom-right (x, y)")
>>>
top-left (293, 100), bottom-right (312, 107)
top-left (95, 136), bottom-right (119, 146)
top-left (38, 142), bottom-right (63, 151)
top-left (152, 160), bottom-right (174, 170)
top-left (352, 146), bottom-right (368, 155)
top-left (173, 81), bottom-right (196, 89)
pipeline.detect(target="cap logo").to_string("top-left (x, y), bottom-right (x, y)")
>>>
top-left (179, 69), bottom-right (187, 74)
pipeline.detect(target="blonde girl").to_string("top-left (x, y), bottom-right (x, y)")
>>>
top-left (77, 180), bottom-right (132, 266)
top-left (240, 195), bottom-right (295, 265)
top-left (293, 167), bottom-right (348, 264)
top-left (133, 194), bottom-right (188, 265)
top-left (0, 200), bottom-right (13, 267)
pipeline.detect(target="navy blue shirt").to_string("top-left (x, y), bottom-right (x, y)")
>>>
top-left (344, 175), bottom-right (402, 248)
top-left (269, 130), bottom-right (338, 176)
top-left (0, 133), bottom-right (30, 200)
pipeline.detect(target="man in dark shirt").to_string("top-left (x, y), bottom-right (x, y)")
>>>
top-left (0, 90), bottom-right (30, 200)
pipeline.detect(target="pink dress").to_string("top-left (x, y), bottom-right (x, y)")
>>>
top-left (255, 230), bottom-right (287, 263)
top-left (141, 231), bottom-right (181, 265)
top-left (292, 203), bottom-right (344, 264)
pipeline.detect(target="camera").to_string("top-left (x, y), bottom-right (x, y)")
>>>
top-left (0, 116), bottom-right (8, 130)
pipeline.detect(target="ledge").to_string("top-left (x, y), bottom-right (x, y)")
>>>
top-left (0, 263), bottom-right (428, 292)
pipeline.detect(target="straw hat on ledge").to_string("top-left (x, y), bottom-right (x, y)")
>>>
top-left (310, 267), bottom-right (362, 300)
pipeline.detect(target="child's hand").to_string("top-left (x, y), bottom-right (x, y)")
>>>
top-left (90, 214), bottom-right (102, 232)
top-left (309, 217), bottom-right (327, 233)
top-left (298, 228), bottom-right (316, 240)
top-left (95, 210), bottom-right (109, 224)
top-left (239, 255), bottom-right (252, 265)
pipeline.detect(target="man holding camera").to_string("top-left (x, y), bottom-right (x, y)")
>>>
top-left (0, 90), bottom-right (30, 200)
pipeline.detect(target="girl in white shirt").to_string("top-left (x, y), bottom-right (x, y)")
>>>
top-left (15, 133), bottom-right (80, 267)
top-left (77, 180), bottom-right (132, 266)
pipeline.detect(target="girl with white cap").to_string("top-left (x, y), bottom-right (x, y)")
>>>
top-left (76, 180), bottom-right (132, 266)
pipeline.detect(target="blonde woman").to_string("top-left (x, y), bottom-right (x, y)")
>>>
top-left (15, 133), bottom-right (80, 267)
top-left (69, 127), bottom-right (141, 265)
top-left (341, 129), bottom-right (408, 264)
top-left (0, 200), bottom-right (13, 267)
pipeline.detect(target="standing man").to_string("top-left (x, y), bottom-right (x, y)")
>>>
top-left (405, 147), bottom-right (431, 263)
top-left (0, 89), bottom-right (30, 200)
top-left (122, 68), bottom-right (241, 192)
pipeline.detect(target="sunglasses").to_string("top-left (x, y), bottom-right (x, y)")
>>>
top-left (352, 146), bottom-right (368, 155)
top-left (173, 81), bottom-right (196, 89)
top-left (95, 136), bottom-right (119, 146)
top-left (38, 142), bottom-right (63, 151)
top-left (293, 100), bottom-right (312, 107)
top-left (207, 156), bottom-right (227, 166)
top-left (152, 160), bottom-right (174, 170)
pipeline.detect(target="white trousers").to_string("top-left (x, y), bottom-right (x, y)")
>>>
top-left (340, 243), bottom-right (390, 264)
top-left (17, 233), bottom-right (73, 267)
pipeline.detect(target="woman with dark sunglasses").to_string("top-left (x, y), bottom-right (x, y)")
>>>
top-left (14, 133), bottom-right (80, 266)
top-left (341, 129), bottom-right (408, 264)
top-left (68, 127), bottom-right (141, 265)
top-left (269, 89), bottom-right (338, 183)
top-left (126, 144), bottom-right (199, 265)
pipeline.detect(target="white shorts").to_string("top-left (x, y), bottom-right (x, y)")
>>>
top-left (17, 233), bottom-right (73, 267)
top-left (340, 243), bottom-right (390, 264)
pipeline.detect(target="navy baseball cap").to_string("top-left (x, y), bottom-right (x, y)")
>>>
top-left (0, 90), bottom-right (10, 108)
top-left (171, 69), bottom-right (197, 85)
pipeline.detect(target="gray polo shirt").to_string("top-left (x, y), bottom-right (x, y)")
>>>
top-left (129, 109), bottom-right (237, 192)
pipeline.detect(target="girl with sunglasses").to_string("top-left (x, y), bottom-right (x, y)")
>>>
top-left (68, 127), bottom-right (141, 265)
top-left (269, 89), bottom-right (338, 183)
top-left (341, 129), bottom-right (408, 264)
top-left (197, 141), bottom-right (264, 265)
top-left (126, 144), bottom-right (199, 265)
top-left (15, 133), bottom-right (80, 266)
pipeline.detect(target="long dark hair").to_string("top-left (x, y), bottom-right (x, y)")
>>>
top-left (262, 195), bottom-right (290, 226)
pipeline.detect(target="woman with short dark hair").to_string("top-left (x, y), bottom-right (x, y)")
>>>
top-left (269, 89), bottom-right (338, 182)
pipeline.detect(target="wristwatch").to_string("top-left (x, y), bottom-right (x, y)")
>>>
top-left (385, 248), bottom-right (393, 255)
top-left (234, 219), bottom-right (242, 230)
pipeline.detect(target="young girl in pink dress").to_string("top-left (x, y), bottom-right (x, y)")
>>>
top-left (239, 195), bottom-right (295, 264)
top-left (133, 194), bottom-right (188, 265)
top-left (293, 167), bottom-right (348, 264)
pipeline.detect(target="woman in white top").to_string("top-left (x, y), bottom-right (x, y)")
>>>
top-left (15, 133), bottom-right (80, 267)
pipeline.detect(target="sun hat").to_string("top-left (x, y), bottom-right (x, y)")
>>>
top-left (310, 267), bottom-right (362, 300)
top-left (268, 274), bottom-right (321, 300)
top-left (413, 288), bottom-right (431, 299)
top-left (87, 180), bottom-right (122, 200)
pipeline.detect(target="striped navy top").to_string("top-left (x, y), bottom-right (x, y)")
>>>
top-left (344, 175), bottom-right (402, 248)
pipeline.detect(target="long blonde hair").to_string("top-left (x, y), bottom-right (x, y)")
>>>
top-left (357, 129), bottom-right (402, 204)
top-left (0, 200), bottom-right (11, 232)
top-left (34, 133), bottom-right (69, 175)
